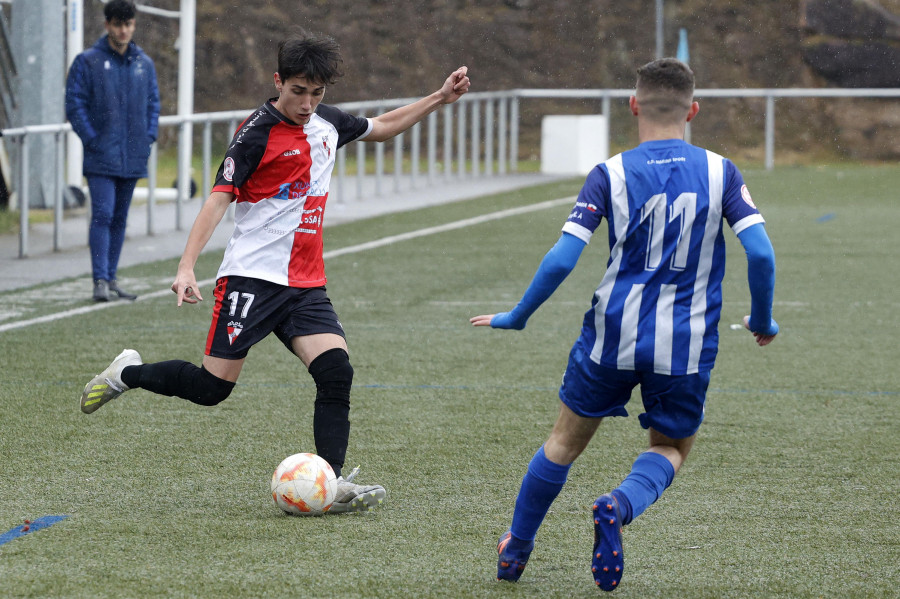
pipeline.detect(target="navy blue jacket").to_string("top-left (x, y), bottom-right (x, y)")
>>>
top-left (65, 35), bottom-right (160, 178)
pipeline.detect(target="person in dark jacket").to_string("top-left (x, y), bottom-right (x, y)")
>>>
top-left (65, 0), bottom-right (160, 302)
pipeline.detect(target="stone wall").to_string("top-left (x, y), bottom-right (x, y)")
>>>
top-left (801, 0), bottom-right (900, 158)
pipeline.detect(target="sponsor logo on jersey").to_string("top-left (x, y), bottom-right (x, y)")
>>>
top-left (227, 321), bottom-right (243, 345)
top-left (274, 180), bottom-right (327, 200)
top-left (741, 184), bottom-right (757, 208)
top-left (575, 201), bottom-right (598, 212)
top-left (646, 156), bottom-right (686, 165)
top-left (293, 206), bottom-right (323, 234)
top-left (223, 157), bottom-right (235, 182)
top-left (283, 149), bottom-right (302, 157)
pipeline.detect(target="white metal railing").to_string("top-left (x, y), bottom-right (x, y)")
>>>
top-left (2, 87), bottom-right (899, 258)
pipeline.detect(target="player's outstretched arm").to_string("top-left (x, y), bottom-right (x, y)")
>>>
top-left (470, 232), bottom-right (586, 330)
top-left (736, 223), bottom-right (778, 346)
top-left (171, 191), bottom-right (233, 306)
top-left (364, 67), bottom-right (470, 142)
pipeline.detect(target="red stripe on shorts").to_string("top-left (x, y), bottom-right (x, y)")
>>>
top-left (205, 277), bottom-right (229, 355)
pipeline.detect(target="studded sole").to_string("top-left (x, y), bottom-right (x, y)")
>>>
top-left (591, 494), bottom-right (624, 591)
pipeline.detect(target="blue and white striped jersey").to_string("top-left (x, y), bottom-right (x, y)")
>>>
top-left (562, 139), bottom-right (764, 375)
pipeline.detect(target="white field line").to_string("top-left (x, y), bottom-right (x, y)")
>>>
top-left (0, 196), bottom-right (576, 334)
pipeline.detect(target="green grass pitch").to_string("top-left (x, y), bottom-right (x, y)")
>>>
top-left (1, 165), bottom-right (898, 598)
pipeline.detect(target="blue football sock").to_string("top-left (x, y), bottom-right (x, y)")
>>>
top-left (610, 488), bottom-right (633, 524)
top-left (613, 451), bottom-right (676, 525)
top-left (509, 446), bottom-right (571, 543)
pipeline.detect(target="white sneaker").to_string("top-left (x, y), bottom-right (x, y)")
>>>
top-left (329, 467), bottom-right (386, 513)
top-left (80, 349), bottom-right (142, 414)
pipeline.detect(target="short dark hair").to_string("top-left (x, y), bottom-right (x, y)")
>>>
top-left (635, 58), bottom-right (695, 122)
top-left (277, 33), bottom-right (344, 86)
top-left (104, 0), bottom-right (137, 22)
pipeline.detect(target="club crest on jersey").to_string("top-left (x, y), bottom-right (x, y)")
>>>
top-left (223, 157), bottom-right (235, 182)
top-left (323, 138), bottom-right (331, 157)
top-left (741, 184), bottom-right (757, 208)
top-left (227, 321), bottom-right (243, 345)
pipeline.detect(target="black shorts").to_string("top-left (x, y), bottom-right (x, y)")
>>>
top-left (204, 276), bottom-right (345, 360)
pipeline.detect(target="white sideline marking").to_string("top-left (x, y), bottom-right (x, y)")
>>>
top-left (0, 196), bottom-right (576, 334)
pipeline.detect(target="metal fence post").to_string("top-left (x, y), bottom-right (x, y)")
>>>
top-left (53, 130), bottom-right (64, 251)
top-left (485, 99), bottom-right (494, 177)
top-left (335, 145), bottom-right (346, 206)
top-left (147, 142), bottom-right (157, 235)
top-left (375, 109), bottom-right (385, 196)
top-left (457, 101), bottom-right (466, 178)
top-left (443, 105), bottom-right (452, 180)
top-left (498, 96), bottom-right (508, 175)
top-left (602, 93), bottom-right (611, 164)
top-left (411, 121), bottom-right (420, 188)
top-left (470, 100), bottom-right (480, 177)
top-left (510, 95), bottom-right (519, 173)
top-left (18, 134), bottom-right (29, 257)
top-left (393, 131), bottom-right (403, 192)
top-left (356, 111), bottom-right (366, 200)
top-left (202, 120), bottom-right (212, 199)
top-left (427, 111), bottom-right (437, 183)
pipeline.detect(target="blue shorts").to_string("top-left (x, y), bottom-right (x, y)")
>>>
top-left (558, 341), bottom-right (710, 439)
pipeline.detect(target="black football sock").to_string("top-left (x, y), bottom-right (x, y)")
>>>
top-left (308, 348), bottom-right (353, 477)
top-left (122, 361), bottom-right (235, 406)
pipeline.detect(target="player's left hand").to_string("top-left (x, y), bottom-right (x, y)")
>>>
top-left (440, 66), bottom-right (470, 104)
top-left (743, 314), bottom-right (778, 346)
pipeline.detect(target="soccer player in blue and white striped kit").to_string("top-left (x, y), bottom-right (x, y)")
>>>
top-left (471, 58), bottom-right (778, 590)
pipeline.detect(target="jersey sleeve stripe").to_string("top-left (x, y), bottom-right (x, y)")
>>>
top-left (561, 221), bottom-right (593, 243)
top-left (732, 214), bottom-right (766, 236)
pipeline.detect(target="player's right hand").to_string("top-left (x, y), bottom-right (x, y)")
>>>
top-left (172, 272), bottom-right (202, 306)
top-left (470, 312), bottom-right (526, 330)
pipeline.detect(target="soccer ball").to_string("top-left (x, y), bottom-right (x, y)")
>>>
top-left (271, 453), bottom-right (338, 516)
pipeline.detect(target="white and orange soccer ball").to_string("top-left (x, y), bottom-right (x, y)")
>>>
top-left (271, 453), bottom-right (338, 516)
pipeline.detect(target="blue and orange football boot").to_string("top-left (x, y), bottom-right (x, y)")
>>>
top-left (591, 494), bottom-right (625, 591)
top-left (496, 531), bottom-right (534, 582)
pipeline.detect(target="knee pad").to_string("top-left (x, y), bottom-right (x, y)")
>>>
top-left (190, 366), bottom-right (236, 406)
top-left (308, 348), bottom-right (353, 406)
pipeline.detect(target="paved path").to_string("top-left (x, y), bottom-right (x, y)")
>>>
top-left (0, 173), bottom-right (565, 293)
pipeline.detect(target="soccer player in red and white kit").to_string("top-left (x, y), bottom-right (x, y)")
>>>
top-left (81, 33), bottom-right (470, 513)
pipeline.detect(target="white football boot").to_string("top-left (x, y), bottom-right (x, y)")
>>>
top-left (328, 467), bottom-right (386, 513)
top-left (80, 349), bottom-right (142, 414)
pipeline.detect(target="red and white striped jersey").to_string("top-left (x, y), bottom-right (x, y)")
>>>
top-left (211, 101), bottom-right (371, 287)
